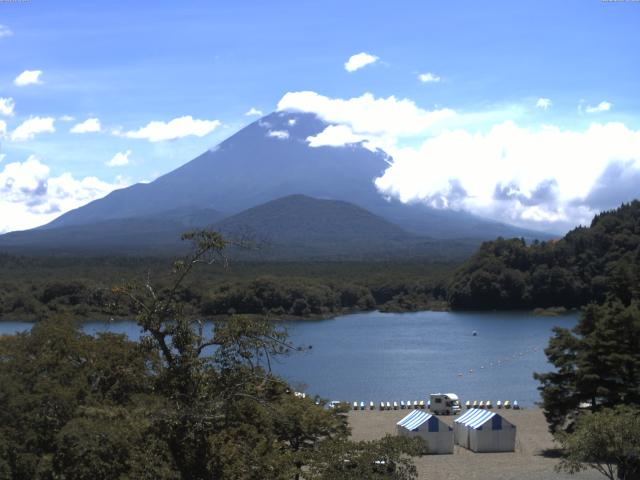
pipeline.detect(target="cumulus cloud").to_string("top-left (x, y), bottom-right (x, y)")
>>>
top-left (14, 70), bottom-right (43, 86)
top-left (267, 130), bottom-right (289, 140)
top-left (585, 101), bottom-right (612, 113)
top-left (375, 121), bottom-right (640, 232)
top-left (11, 116), bottom-right (55, 141)
top-left (245, 107), bottom-right (263, 116)
top-left (418, 72), bottom-right (440, 83)
top-left (536, 98), bottom-right (552, 109)
top-left (70, 117), bottom-right (101, 134)
top-left (0, 25), bottom-right (12, 38)
top-left (0, 155), bottom-right (127, 233)
top-left (59, 115), bottom-right (75, 122)
top-left (278, 90), bottom-right (640, 232)
top-left (123, 116), bottom-right (221, 142)
top-left (0, 97), bottom-right (15, 116)
top-left (106, 150), bottom-right (131, 167)
top-left (344, 52), bottom-right (379, 72)
top-left (278, 91), bottom-right (455, 139)
top-left (0, 120), bottom-right (6, 138)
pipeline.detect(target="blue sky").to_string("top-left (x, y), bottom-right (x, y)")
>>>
top-left (1, 0), bottom-right (639, 232)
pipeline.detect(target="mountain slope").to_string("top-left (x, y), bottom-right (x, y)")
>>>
top-left (0, 111), bottom-right (550, 256)
top-left (37, 111), bottom-right (546, 240)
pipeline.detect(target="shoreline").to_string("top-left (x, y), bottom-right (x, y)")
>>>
top-left (0, 305), bottom-right (581, 324)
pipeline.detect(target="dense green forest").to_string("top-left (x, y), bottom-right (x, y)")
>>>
top-left (0, 255), bottom-right (453, 322)
top-left (3, 201), bottom-right (640, 321)
top-left (449, 201), bottom-right (640, 310)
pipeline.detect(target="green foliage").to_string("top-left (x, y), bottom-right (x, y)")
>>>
top-left (556, 406), bottom-right (640, 480)
top-left (535, 300), bottom-right (640, 433)
top-left (307, 435), bottom-right (424, 480)
top-left (0, 317), bottom-right (157, 479)
top-left (449, 201), bottom-right (640, 310)
top-left (0, 252), bottom-right (455, 321)
top-left (0, 231), bottom-right (424, 478)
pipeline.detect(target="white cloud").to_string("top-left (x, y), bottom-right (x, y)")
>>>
top-left (245, 107), bottom-right (263, 116)
top-left (0, 97), bottom-right (15, 116)
top-left (418, 72), bottom-right (441, 83)
top-left (267, 130), bottom-right (289, 140)
top-left (307, 125), bottom-right (368, 148)
top-left (0, 25), bottom-right (12, 38)
top-left (585, 101), bottom-right (612, 113)
top-left (10, 116), bottom-right (55, 141)
top-left (106, 150), bottom-right (131, 167)
top-left (123, 116), bottom-right (221, 142)
top-left (344, 52), bottom-right (379, 72)
top-left (536, 98), bottom-right (552, 110)
top-left (278, 91), bottom-right (455, 138)
top-left (0, 155), bottom-right (128, 233)
top-left (375, 121), bottom-right (640, 231)
top-left (14, 70), bottom-right (43, 86)
top-left (278, 90), bottom-right (640, 232)
top-left (0, 154), bottom-right (5, 163)
top-left (59, 115), bottom-right (75, 122)
top-left (70, 117), bottom-right (101, 134)
top-left (0, 120), bottom-right (6, 138)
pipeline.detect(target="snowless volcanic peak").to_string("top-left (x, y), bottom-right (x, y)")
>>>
top-left (43, 111), bottom-right (391, 229)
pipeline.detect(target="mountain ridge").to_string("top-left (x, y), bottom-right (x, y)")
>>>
top-left (1, 111), bottom-right (551, 257)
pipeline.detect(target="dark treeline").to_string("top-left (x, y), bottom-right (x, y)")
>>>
top-left (448, 201), bottom-right (640, 310)
top-left (0, 256), bottom-right (453, 321)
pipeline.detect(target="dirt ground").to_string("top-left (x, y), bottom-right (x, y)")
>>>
top-left (348, 407), bottom-right (602, 480)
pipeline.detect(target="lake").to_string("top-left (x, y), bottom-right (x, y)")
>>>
top-left (0, 310), bottom-right (578, 406)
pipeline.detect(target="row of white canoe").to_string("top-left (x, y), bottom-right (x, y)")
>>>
top-left (349, 400), bottom-right (521, 411)
top-left (465, 400), bottom-right (520, 409)
top-left (352, 400), bottom-right (426, 411)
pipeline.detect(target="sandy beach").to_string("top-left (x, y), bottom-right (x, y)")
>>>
top-left (348, 407), bottom-right (602, 480)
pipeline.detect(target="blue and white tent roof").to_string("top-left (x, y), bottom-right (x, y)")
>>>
top-left (397, 410), bottom-right (433, 431)
top-left (454, 409), bottom-right (501, 430)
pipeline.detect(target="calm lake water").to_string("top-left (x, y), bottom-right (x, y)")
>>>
top-left (0, 310), bottom-right (579, 406)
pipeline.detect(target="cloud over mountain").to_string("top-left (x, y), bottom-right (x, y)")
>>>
top-left (278, 90), bottom-right (640, 232)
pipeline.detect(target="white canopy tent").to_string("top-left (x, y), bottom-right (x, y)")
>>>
top-left (454, 409), bottom-right (516, 452)
top-left (396, 410), bottom-right (454, 454)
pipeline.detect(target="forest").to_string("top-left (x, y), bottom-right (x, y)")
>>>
top-left (448, 201), bottom-right (640, 310)
top-left (0, 256), bottom-right (452, 322)
top-left (2, 201), bottom-right (640, 323)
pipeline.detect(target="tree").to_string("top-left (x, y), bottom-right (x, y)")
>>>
top-left (556, 406), bottom-right (640, 480)
top-left (535, 300), bottom-right (640, 433)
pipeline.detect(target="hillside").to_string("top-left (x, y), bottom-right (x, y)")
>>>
top-left (448, 201), bottom-right (640, 310)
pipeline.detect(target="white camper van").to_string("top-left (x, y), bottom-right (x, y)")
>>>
top-left (429, 393), bottom-right (461, 415)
